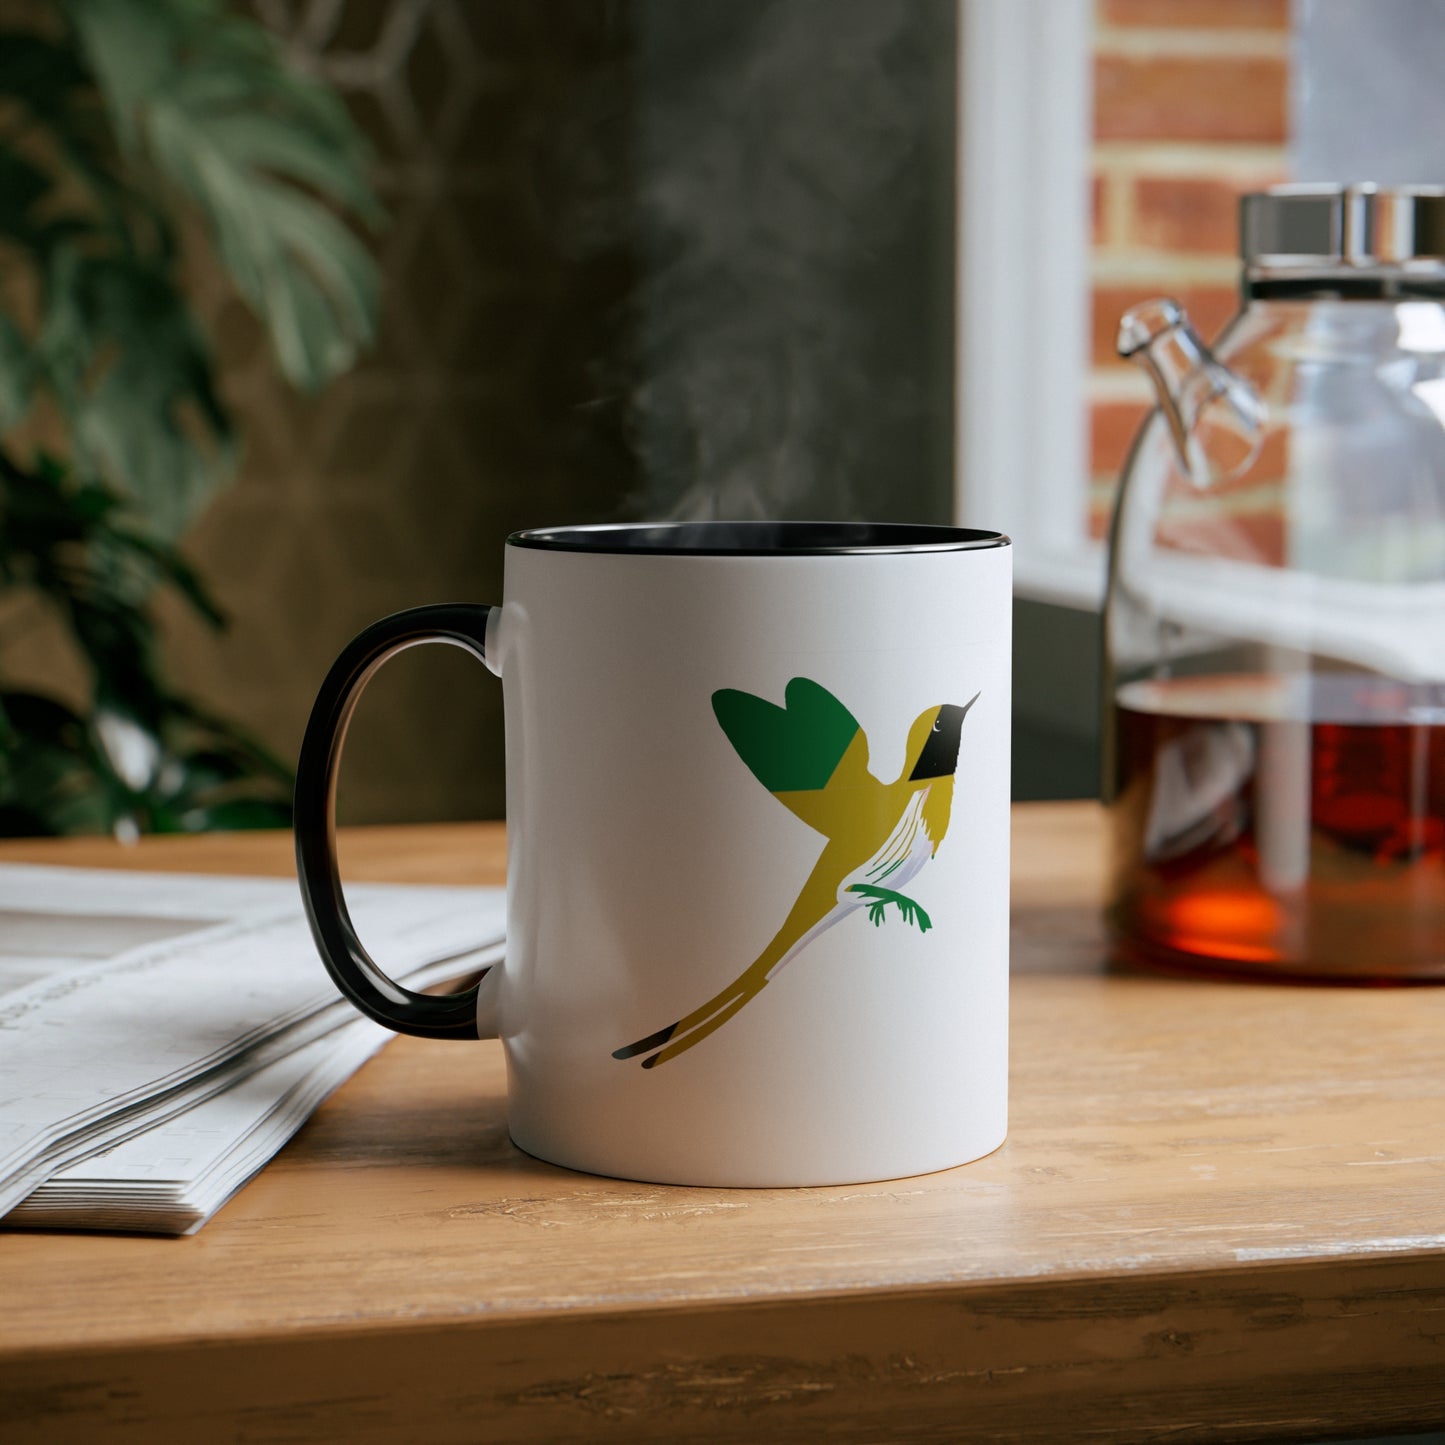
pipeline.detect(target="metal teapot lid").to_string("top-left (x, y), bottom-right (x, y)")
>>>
top-left (1242, 184), bottom-right (1445, 272)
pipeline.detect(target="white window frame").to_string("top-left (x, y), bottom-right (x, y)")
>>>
top-left (955, 0), bottom-right (1104, 610)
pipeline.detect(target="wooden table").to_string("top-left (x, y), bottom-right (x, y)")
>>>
top-left (2, 803), bottom-right (1443, 1444)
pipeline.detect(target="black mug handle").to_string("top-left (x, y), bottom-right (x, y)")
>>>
top-left (294, 603), bottom-right (495, 1039)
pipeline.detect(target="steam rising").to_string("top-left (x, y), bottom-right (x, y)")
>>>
top-left (618, 1), bottom-right (953, 521)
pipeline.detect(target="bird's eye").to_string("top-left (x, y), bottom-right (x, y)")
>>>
top-left (932, 720), bottom-right (941, 732)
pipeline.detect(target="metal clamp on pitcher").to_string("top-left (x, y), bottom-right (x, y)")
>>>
top-left (1105, 184), bottom-right (1445, 982)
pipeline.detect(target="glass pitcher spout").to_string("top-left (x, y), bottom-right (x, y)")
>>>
top-left (1118, 297), bottom-right (1266, 486)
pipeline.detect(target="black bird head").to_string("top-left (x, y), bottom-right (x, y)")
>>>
top-left (908, 692), bottom-right (980, 781)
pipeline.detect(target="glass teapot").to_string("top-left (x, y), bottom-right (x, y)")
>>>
top-left (1105, 184), bottom-right (1445, 982)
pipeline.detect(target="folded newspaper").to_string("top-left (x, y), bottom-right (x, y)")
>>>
top-left (0, 864), bottom-right (504, 1235)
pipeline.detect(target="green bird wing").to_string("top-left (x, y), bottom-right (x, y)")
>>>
top-left (712, 677), bottom-right (882, 836)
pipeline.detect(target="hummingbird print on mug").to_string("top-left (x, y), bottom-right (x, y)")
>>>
top-left (614, 677), bottom-right (980, 1070)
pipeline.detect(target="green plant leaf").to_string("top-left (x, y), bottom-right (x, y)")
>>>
top-left (106, 524), bottom-right (225, 628)
top-left (0, 690), bottom-right (117, 836)
top-left (0, 150), bottom-right (51, 246)
top-left (0, 314), bottom-right (31, 428)
top-left (0, 677), bottom-right (295, 838)
top-left (0, 30), bottom-right (141, 241)
top-left (0, 34), bottom-right (91, 126)
top-left (67, 0), bottom-right (382, 392)
top-left (0, 452), bottom-right (213, 737)
top-left (37, 247), bottom-right (234, 535)
top-left (59, 0), bottom-right (172, 151)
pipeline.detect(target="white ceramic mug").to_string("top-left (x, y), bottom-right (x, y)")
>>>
top-left (296, 521), bottom-right (1012, 1186)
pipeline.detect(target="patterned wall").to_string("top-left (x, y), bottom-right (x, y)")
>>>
top-left (0, 0), bottom-right (962, 831)
top-left (150, 0), bottom-right (955, 827)
top-left (162, 0), bottom-right (637, 825)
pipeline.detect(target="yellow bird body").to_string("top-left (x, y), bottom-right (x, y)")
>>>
top-left (614, 682), bottom-right (977, 1070)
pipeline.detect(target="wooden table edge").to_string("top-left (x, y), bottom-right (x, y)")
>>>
top-left (4, 1251), bottom-right (1443, 1442)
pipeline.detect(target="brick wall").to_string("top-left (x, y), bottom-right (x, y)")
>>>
top-left (1088, 0), bottom-right (1290, 538)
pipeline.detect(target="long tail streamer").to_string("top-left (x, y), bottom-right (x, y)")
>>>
top-left (612, 975), bottom-right (763, 1069)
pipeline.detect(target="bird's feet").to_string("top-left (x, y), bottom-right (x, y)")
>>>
top-left (846, 884), bottom-right (932, 933)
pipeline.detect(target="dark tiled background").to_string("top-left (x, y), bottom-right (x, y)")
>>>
top-left (148, 0), bottom-right (957, 824)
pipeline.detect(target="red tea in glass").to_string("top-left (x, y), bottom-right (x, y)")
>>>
top-left (1108, 673), bottom-right (1445, 981)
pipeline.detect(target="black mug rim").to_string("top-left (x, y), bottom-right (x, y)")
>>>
top-left (506, 521), bottom-right (1011, 556)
